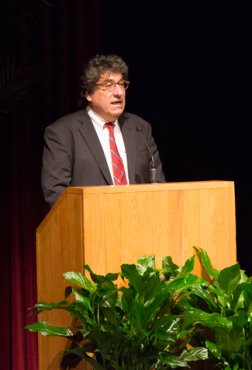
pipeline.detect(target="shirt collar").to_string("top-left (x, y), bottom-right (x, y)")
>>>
top-left (87, 106), bottom-right (119, 128)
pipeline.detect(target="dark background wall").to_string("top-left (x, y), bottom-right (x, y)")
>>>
top-left (1, 1), bottom-right (252, 369)
top-left (100, 1), bottom-right (252, 275)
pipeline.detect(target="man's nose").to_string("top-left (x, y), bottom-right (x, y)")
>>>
top-left (113, 83), bottom-right (123, 95)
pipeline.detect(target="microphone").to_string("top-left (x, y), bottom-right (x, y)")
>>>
top-left (136, 126), bottom-right (156, 184)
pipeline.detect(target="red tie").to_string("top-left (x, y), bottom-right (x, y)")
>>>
top-left (104, 122), bottom-right (128, 185)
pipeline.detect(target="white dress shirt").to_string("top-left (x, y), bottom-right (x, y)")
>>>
top-left (87, 107), bottom-right (129, 184)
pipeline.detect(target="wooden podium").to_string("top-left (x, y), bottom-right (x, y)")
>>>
top-left (36, 181), bottom-right (236, 370)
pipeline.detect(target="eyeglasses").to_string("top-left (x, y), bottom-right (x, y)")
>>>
top-left (96, 80), bottom-right (130, 92)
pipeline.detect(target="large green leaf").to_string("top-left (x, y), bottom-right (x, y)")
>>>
top-left (205, 340), bottom-right (222, 359)
top-left (194, 247), bottom-right (219, 280)
top-left (120, 263), bottom-right (143, 293)
top-left (184, 283), bottom-right (218, 310)
top-left (179, 254), bottom-right (195, 276)
top-left (90, 271), bottom-right (119, 285)
top-left (157, 347), bottom-right (208, 368)
top-left (121, 263), bottom-right (162, 303)
top-left (32, 300), bottom-right (75, 313)
top-left (243, 280), bottom-right (252, 311)
top-left (151, 316), bottom-right (184, 347)
top-left (167, 274), bottom-right (202, 293)
top-left (72, 289), bottom-right (92, 311)
top-left (215, 326), bottom-right (244, 353)
top-left (218, 264), bottom-right (241, 294)
top-left (63, 271), bottom-right (95, 291)
top-left (126, 299), bottom-right (149, 338)
top-left (136, 255), bottom-right (156, 274)
top-left (25, 322), bottom-right (73, 337)
top-left (100, 306), bottom-right (124, 328)
top-left (182, 308), bottom-right (233, 330)
top-left (162, 256), bottom-right (180, 278)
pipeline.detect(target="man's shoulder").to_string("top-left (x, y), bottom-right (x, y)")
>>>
top-left (122, 112), bottom-right (150, 127)
top-left (46, 110), bottom-right (89, 130)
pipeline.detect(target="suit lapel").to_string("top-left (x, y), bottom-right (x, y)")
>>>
top-left (78, 111), bottom-right (113, 184)
top-left (119, 114), bottom-right (136, 184)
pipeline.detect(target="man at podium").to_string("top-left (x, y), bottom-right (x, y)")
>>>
top-left (41, 54), bottom-right (165, 207)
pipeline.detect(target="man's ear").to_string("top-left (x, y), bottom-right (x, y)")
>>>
top-left (86, 94), bottom-right (92, 102)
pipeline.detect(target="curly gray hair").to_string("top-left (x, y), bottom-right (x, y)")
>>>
top-left (80, 54), bottom-right (128, 102)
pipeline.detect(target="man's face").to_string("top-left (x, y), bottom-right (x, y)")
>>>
top-left (86, 71), bottom-right (126, 122)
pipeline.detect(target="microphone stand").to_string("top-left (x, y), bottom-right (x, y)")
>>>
top-left (136, 126), bottom-right (157, 184)
top-left (149, 157), bottom-right (157, 184)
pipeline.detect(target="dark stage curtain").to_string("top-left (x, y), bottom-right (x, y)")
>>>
top-left (0, 1), bottom-right (101, 369)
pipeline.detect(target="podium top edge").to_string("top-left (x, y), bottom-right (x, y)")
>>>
top-left (66, 180), bottom-right (235, 195)
top-left (36, 180), bottom-right (235, 233)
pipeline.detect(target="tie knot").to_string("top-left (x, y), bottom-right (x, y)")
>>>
top-left (104, 122), bottom-right (114, 130)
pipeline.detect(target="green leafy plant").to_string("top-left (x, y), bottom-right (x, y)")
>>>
top-left (179, 248), bottom-right (252, 370)
top-left (26, 248), bottom-right (252, 369)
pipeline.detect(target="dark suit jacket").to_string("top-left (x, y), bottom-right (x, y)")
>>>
top-left (41, 110), bottom-right (165, 206)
